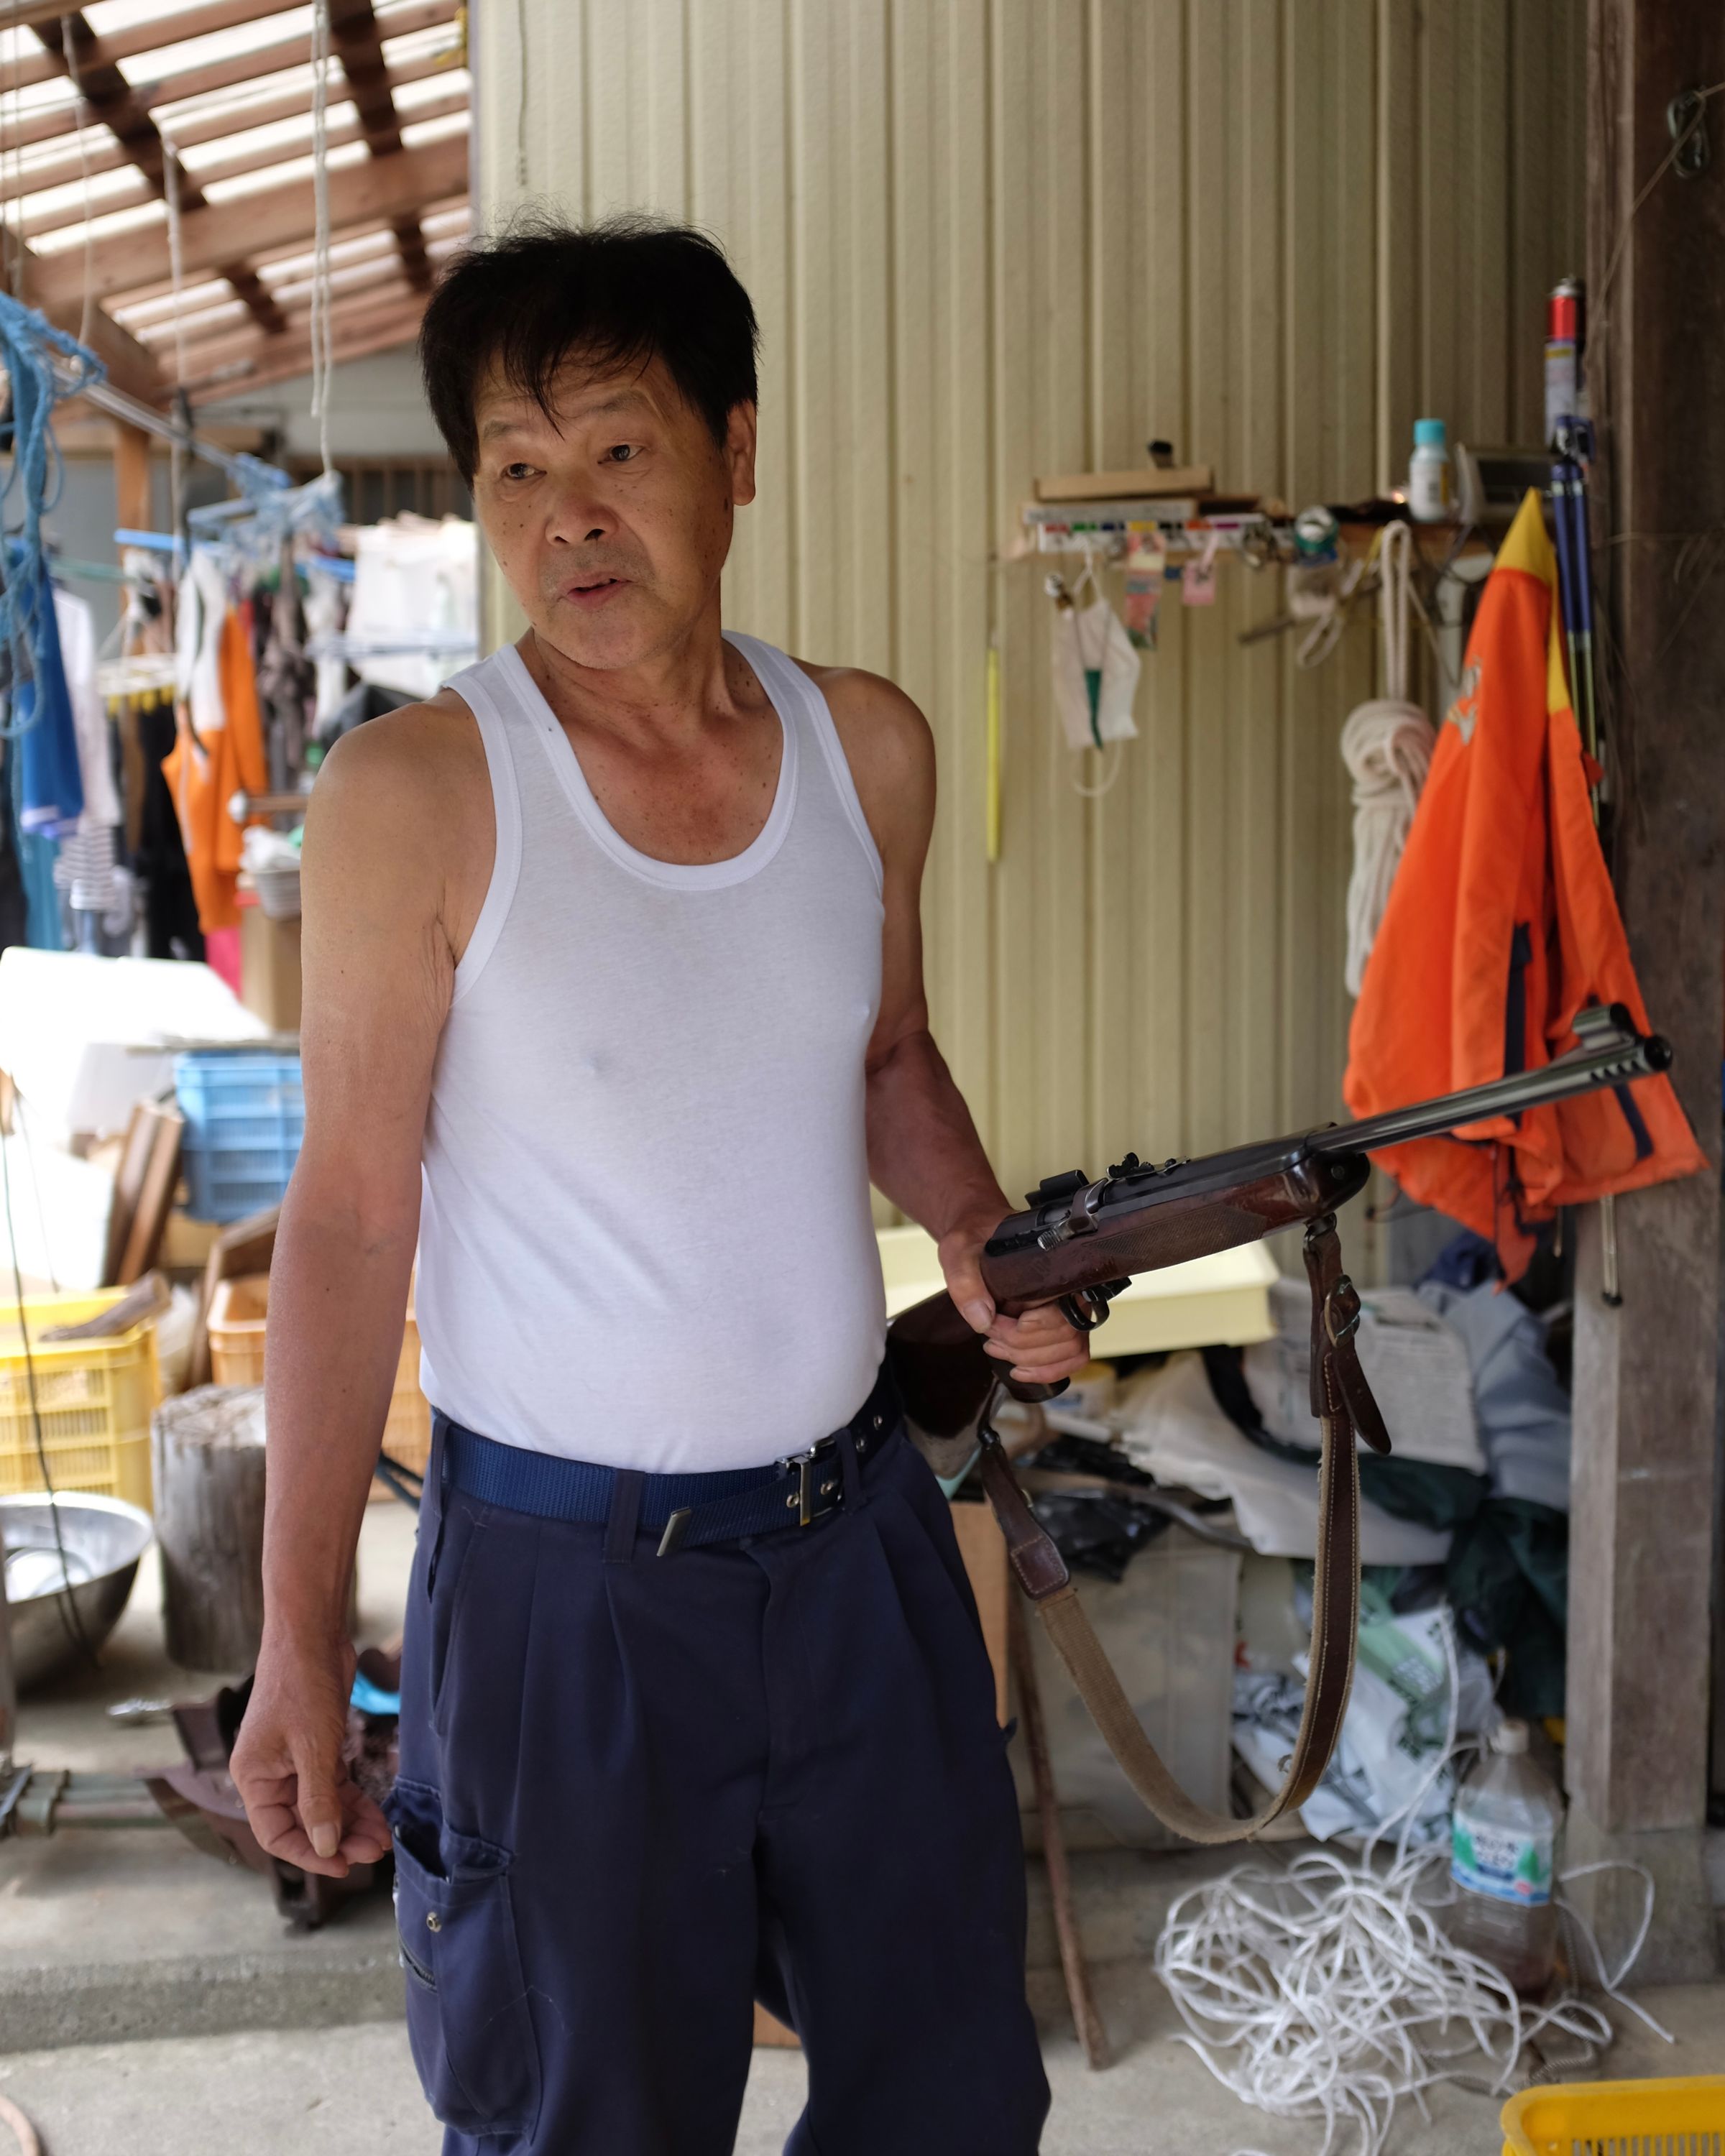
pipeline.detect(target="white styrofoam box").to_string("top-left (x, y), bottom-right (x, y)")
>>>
top-left (0, 1133), bottom-right (113, 1289)
top-left (1243, 1276), bottom-right (1485, 1473)
top-left (1012, 1526), bottom-right (1243, 1850)
top-left (0, 949), bottom-right (270, 1140)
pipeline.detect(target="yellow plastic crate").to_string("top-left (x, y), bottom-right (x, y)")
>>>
top-left (207, 1273), bottom-right (431, 1496)
top-left (1502, 2074), bottom-right (1725, 2153)
top-left (0, 1287), bottom-right (160, 1511)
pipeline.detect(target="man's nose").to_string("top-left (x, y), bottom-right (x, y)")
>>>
top-left (544, 480), bottom-right (613, 548)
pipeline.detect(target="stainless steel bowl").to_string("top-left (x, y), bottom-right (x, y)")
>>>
top-left (1, 1492), bottom-right (154, 1691)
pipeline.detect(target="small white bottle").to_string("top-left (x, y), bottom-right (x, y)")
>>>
top-left (1447, 1719), bottom-right (1562, 1995)
top-left (1408, 418), bottom-right (1452, 521)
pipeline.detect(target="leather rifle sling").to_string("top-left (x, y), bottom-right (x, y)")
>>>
top-left (975, 1212), bottom-right (1389, 1845)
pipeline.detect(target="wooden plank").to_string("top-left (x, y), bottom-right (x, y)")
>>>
top-left (116, 1102), bottom-right (183, 1286)
top-left (1565, 0), bottom-right (1724, 1974)
top-left (29, 134), bottom-right (468, 308)
top-left (182, 302), bottom-right (426, 398)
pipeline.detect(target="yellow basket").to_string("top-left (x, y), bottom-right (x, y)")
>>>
top-left (0, 1287), bottom-right (161, 1511)
top-left (1502, 2074), bottom-right (1725, 2153)
top-left (207, 1274), bottom-right (431, 1496)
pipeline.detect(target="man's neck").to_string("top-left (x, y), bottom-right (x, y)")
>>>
top-left (518, 606), bottom-right (750, 750)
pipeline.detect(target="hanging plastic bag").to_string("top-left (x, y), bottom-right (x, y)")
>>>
top-left (1051, 589), bottom-right (1140, 752)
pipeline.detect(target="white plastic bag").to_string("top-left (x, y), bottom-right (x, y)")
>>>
top-left (1052, 596), bottom-right (1140, 752)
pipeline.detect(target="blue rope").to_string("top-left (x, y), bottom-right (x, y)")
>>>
top-left (0, 292), bottom-right (104, 740)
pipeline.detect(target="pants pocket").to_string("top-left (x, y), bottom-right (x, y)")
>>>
top-left (386, 1777), bottom-right (541, 2139)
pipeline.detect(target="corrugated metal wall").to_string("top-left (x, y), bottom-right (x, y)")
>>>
top-left (474, 0), bottom-right (1583, 1206)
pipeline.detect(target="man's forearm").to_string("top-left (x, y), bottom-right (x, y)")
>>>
top-left (261, 1168), bottom-right (419, 1642)
top-left (865, 1027), bottom-right (1008, 1245)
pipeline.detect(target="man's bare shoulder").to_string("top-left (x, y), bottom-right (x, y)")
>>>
top-left (304, 688), bottom-right (493, 928)
top-left (314, 686), bottom-right (486, 806)
top-left (788, 660), bottom-right (934, 847)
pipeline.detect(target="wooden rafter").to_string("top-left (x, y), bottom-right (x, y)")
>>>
top-left (31, 137), bottom-right (466, 309)
top-left (19, 96), bottom-right (466, 247)
top-left (0, 0), bottom-right (466, 413)
top-left (28, 11), bottom-right (286, 344)
top-left (326, 0), bottom-right (433, 292)
top-left (184, 298), bottom-right (429, 402)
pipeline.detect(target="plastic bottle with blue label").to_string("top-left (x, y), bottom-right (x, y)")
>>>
top-left (1447, 1718), bottom-right (1561, 1994)
top-left (1408, 417), bottom-right (1453, 522)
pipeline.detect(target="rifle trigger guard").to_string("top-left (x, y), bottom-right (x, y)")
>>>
top-left (1059, 1286), bottom-right (1112, 1332)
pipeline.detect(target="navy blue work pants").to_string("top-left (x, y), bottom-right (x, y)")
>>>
top-left (388, 1411), bottom-right (1049, 2155)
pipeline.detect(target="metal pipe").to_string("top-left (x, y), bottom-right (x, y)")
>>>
top-left (70, 372), bottom-right (270, 486)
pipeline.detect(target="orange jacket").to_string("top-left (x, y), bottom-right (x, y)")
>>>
top-left (161, 601), bottom-right (269, 934)
top-left (1343, 490), bottom-right (1704, 1279)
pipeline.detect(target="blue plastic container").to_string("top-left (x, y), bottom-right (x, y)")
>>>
top-left (174, 1050), bottom-right (304, 1222)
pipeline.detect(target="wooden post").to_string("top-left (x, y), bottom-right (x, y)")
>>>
top-left (152, 1388), bottom-right (269, 1672)
top-left (111, 419), bottom-right (152, 535)
top-left (1567, 0), bottom-right (1725, 1981)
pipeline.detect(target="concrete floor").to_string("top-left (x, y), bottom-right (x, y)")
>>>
top-left (1, 1968), bottom-right (1721, 2156)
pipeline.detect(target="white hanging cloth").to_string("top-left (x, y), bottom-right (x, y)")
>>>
top-left (1052, 586), bottom-right (1140, 754)
top-left (1341, 522), bottom-right (1435, 996)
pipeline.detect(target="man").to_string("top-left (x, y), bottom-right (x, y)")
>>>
top-left (233, 216), bottom-right (1085, 2156)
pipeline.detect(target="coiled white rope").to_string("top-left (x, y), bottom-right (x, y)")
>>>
top-left (1154, 1618), bottom-right (1671, 2156)
top-left (308, 0), bottom-right (336, 477)
top-left (1341, 522), bottom-right (1433, 995)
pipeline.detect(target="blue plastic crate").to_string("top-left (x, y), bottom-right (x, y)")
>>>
top-left (174, 1051), bottom-right (305, 1222)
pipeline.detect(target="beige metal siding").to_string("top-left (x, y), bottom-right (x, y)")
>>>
top-left (476, 0), bottom-right (1583, 1206)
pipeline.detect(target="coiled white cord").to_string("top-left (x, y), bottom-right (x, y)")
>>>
top-left (1341, 522), bottom-right (1435, 996)
top-left (1155, 1614), bottom-right (1670, 2156)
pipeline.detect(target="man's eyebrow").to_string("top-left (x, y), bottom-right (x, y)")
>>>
top-left (478, 389), bottom-right (654, 443)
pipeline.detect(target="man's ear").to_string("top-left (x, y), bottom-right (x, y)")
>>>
top-left (726, 401), bottom-right (758, 509)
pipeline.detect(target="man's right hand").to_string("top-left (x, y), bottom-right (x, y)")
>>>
top-left (231, 1631), bottom-right (392, 1879)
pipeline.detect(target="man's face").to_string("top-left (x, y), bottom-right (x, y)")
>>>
top-left (470, 351), bottom-right (757, 671)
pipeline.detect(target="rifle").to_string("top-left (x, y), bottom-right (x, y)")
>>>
top-left (885, 1003), bottom-right (1672, 1843)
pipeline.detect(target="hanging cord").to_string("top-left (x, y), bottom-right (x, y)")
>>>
top-left (308, 0), bottom-right (336, 479)
top-left (1155, 1616), bottom-right (1668, 2156)
top-left (59, 17), bottom-right (96, 351)
top-left (160, 128), bottom-right (189, 566)
top-left (1340, 522), bottom-right (1435, 995)
top-left (0, 1105), bottom-right (102, 1671)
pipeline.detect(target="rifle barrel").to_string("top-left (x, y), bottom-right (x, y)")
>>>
top-left (1308, 1015), bottom-right (1669, 1161)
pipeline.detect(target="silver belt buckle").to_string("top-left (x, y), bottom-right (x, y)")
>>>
top-left (776, 1433), bottom-right (842, 1526)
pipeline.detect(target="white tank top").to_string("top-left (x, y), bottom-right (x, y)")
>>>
top-left (415, 634), bottom-right (888, 1473)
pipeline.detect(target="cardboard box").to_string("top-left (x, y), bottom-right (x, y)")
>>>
top-left (239, 903), bottom-right (303, 1033)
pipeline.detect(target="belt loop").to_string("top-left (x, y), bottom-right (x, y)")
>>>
top-left (838, 1427), bottom-right (863, 1513)
top-left (605, 1468), bottom-right (645, 1564)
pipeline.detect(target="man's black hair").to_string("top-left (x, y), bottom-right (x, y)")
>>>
top-left (419, 214), bottom-right (760, 483)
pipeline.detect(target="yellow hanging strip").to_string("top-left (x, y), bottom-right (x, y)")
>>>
top-left (985, 641), bottom-right (1002, 864)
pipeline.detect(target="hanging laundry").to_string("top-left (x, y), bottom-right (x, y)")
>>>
top-left (1343, 489), bottom-right (1705, 1279)
top-left (8, 547), bottom-right (83, 838)
top-left (50, 586), bottom-right (131, 944)
top-left (1050, 584), bottom-right (1140, 752)
top-left (162, 582), bottom-right (269, 939)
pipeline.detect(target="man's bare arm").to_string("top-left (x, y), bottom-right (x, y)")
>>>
top-left (821, 668), bottom-right (1086, 1387)
top-left (231, 704), bottom-right (487, 1876)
